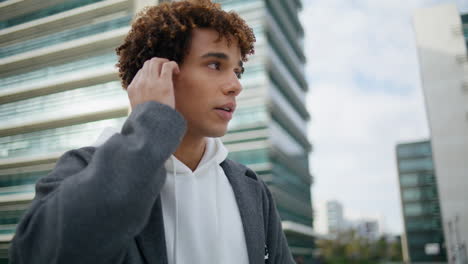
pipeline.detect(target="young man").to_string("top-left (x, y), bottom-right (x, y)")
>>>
top-left (9, 1), bottom-right (295, 263)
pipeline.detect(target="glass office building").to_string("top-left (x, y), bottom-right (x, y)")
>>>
top-left (0, 1), bottom-right (133, 261)
top-left (0, 0), bottom-right (314, 262)
top-left (219, 1), bottom-right (315, 263)
top-left (396, 141), bottom-right (446, 263)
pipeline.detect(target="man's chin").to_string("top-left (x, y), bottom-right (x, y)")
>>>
top-left (204, 127), bottom-right (228, 138)
top-left (208, 131), bottom-right (227, 138)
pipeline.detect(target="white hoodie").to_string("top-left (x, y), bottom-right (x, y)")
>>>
top-left (93, 128), bottom-right (249, 264)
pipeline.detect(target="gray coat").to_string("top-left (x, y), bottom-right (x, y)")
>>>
top-left (9, 101), bottom-right (295, 264)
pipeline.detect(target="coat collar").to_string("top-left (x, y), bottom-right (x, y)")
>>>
top-left (135, 159), bottom-right (265, 264)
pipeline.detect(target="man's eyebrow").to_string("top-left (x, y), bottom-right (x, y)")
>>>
top-left (201, 52), bottom-right (228, 60)
top-left (201, 52), bottom-right (244, 71)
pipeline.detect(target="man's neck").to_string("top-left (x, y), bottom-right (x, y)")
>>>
top-left (173, 133), bottom-right (207, 172)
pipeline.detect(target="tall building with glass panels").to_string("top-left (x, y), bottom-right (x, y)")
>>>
top-left (413, 4), bottom-right (468, 263)
top-left (396, 140), bottom-right (446, 263)
top-left (0, 0), bottom-right (314, 262)
top-left (219, 1), bottom-right (315, 263)
top-left (0, 1), bottom-right (137, 262)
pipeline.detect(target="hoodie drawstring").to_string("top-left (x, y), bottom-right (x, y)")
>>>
top-left (214, 166), bottom-right (221, 262)
top-left (172, 156), bottom-right (178, 264)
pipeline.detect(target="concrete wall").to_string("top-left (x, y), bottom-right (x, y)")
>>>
top-left (414, 3), bottom-right (468, 263)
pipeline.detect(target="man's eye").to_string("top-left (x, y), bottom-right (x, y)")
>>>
top-left (235, 71), bottom-right (242, 79)
top-left (208, 62), bottom-right (220, 70)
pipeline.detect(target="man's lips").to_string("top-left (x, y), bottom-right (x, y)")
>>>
top-left (214, 108), bottom-right (233, 121)
top-left (214, 102), bottom-right (236, 113)
top-left (214, 102), bottom-right (236, 121)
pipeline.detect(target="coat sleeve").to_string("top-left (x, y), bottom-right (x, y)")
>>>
top-left (9, 101), bottom-right (186, 264)
top-left (261, 180), bottom-right (296, 264)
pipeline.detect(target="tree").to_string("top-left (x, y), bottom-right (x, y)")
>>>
top-left (315, 230), bottom-right (402, 264)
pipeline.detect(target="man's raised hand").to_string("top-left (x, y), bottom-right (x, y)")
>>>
top-left (127, 57), bottom-right (180, 110)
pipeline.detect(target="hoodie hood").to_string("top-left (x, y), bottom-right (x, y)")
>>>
top-left (92, 127), bottom-right (228, 171)
top-left (163, 137), bottom-right (228, 174)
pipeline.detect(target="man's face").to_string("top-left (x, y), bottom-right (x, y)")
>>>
top-left (173, 28), bottom-right (243, 138)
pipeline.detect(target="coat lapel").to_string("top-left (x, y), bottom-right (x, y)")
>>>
top-left (135, 197), bottom-right (168, 264)
top-left (221, 159), bottom-right (266, 264)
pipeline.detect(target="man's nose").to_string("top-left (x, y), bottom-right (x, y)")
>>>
top-left (223, 73), bottom-right (243, 96)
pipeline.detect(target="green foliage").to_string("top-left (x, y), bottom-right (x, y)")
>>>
top-left (316, 230), bottom-right (403, 264)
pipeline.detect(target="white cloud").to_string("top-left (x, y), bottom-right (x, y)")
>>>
top-left (307, 80), bottom-right (428, 233)
top-left (300, 0), bottom-right (467, 234)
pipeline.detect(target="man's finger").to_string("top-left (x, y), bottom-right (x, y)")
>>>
top-left (150, 57), bottom-right (169, 77)
top-left (160, 61), bottom-right (180, 81)
top-left (133, 68), bottom-right (143, 83)
top-left (142, 59), bottom-right (153, 74)
top-left (128, 68), bottom-right (143, 91)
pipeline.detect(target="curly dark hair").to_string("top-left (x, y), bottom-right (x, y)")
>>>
top-left (115, 0), bottom-right (256, 89)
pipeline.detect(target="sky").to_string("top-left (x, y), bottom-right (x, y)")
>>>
top-left (299, 0), bottom-right (468, 234)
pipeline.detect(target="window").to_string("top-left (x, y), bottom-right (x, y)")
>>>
top-left (1, 52), bottom-right (117, 91)
top-left (0, 81), bottom-right (127, 126)
top-left (400, 173), bottom-right (419, 186)
top-left (400, 173), bottom-right (435, 187)
top-left (0, 0), bottom-right (105, 29)
top-left (404, 204), bottom-right (423, 216)
top-left (406, 218), bottom-right (441, 231)
top-left (397, 142), bottom-right (431, 158)
top-left (0, 117), bottom-right (126, 159)
top-left (403, 187), bottom-right (438, 202)
top-left (0, 209), bottom-right (26, 225)
top-left (0, 14), bottom-right (131, 58)
top-left (399, 157), bottom-right (434, 172)
top-left (404, 202), bottom-right (439, 217)
top-left (0, 170), bottom-right (49, 187)
top-left (403, 189), bottom-right (422, 201)
top-left (228, 148), bottom-right (269, 165)
top-left (228, 105), bottom-right (268, 129)
top-left (269, 121), bottom-right (307, 157)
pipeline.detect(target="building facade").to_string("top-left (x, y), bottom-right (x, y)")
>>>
top-left (413, 4), bottom-right (468, 264)
top-left (355, 220), bottom-right (379, 242)
top-left (396, 140), bottom-right (447, 263)
top-left (326, 200), bottom-right (344, 235)
top-left (0, 0), bottom-right (314, 262)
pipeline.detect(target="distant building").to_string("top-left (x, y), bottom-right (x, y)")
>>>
top-left (413, 3), bottom-right (468, 263)
top-left (355, 220), bottom-right (379, 241)
top-left (326, 200), bottom-right (345, 235)
top-left (396, 140), bottom-right (447, 263)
